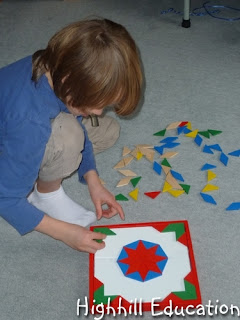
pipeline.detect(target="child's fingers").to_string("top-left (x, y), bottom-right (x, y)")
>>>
top-left (104, 199), bottom-right (125, 220)
top-left (92, 231), bottom-right (106, 240)
top-left (95, 202), bottom-right (103, 220)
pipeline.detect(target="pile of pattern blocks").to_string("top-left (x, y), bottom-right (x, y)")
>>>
top-left (112, 121), bottom-right (240, 211)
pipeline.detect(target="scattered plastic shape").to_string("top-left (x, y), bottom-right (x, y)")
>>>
top-left (200, 193), bottom-right (217, 205)
top-left (203, 145), bottom-right (214, 154)
top-left (182, 127), bottom-right (192, 134)
top-left (122, 146), bottom-right (131, 156)
top-left (129, 188), bottom-right (139, 201)
top-left (168, 190), bottom-right (185, 197)
top-left (228, 149), bottom-right (240, 157)
top-left (144, 191), bottom-right (161, 199)
top-left (186, 122), bottom-right (192, 130)
top-left (118, 169), bottom-right (137, 177)
top-left (163, 142), bottom-right (180, 149)
top-left (162, 181), bottom-right (172, 192)
top-left (177, 126), bottom-right (186, 135)
top-left (185, 129), bottom-right (198, 138)
top-left (130, 176), bottom-right (142, 188)
top-left (179, 184), bottom-right (191, 194)
top-left (123, 156), bottom-right (134, 166)
top-left (202, 184), bottom-right (219, 192)
top-left (170, 170), bottom-right (184, 182)
top-left (194, 134), bottom-right (203, 147)
top-left (209, 144), bottom-right (222, 152)
top-left (153, 161), bottom-right (162, 175)
top-left (166, 121), bottom-right (181, 130)
top-left (166, 172), bottom-right (183, 190)
top-left (226, 202), bottom-right (240, 211)
top-left (115, 194), bottom-right (129, 201)
top-left (116, 177), bottom-right (132, 187)
top-left (145, 150), bottom-right (155, 162)
top-left (113, 159), bottom-right (126, 169)
top-left (201, 163), bottom-right (217, 171)
top-left (220, 152), bottom-right (228, 166)
top-left (160, 151), bottom-right (178, 159)
top-left (161, 158), bottom-right (171, 168)
top-left (136, 151), bottom-right (143, 160)
top-left (131, 148), bottom-right (140, 159)
top-left (160, 137), bottom-right (178, 144)
top-left (154, 146), bottom-right (164, 155)
top-left (208, 129), bottom-right (222, 136)
top-left (198, 131), bottom-right (210, 139)
top-left (207, 170), bottom-right (217, 182)
top-left (136, 144), bottom-right (154, 149)
top-left (153, 129), bottom-right (166, 136)
top-left (178, 121), bottom-right (189, 127)
top-left (161, 165), bottom-right (171, 175)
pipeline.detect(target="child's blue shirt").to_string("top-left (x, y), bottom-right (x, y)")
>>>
top-left (0, 56), bottom-right (96, 235)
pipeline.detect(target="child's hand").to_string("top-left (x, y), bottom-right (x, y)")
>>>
top-left (84, 170), bottom-right (125, 221)
top-left (59, 223), bottom-right (107, 253)
top-left (35, 215), bottom-right (106, 253)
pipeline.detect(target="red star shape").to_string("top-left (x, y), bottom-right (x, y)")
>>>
top-left (119, 240), bottom-right (167, 281)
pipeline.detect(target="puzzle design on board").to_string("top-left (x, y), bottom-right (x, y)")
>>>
top-left (89, 221), bottom-right (201, 313)
top-left (111, 121), bottom-right (240, 211)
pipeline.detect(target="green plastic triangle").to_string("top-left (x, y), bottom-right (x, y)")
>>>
top-left (153, 129), bottom-right (166, 136)
top-left (94, 285), bottom-right (118, 305)
top-left (115, 194), bottom-right (129, 201)
top-left (179, 184), bottom-right (191, 194)
top-left (208, 129), bottom-right (222, 136)
top-left (130, 176), bottom-right (142, 188)
top-left (172, 280), bottom-right (197, 300)
top-left (93, 227), bottom-right (116, 242)
top-left (162, 222), bottom-right (185, 240)
top-left (198, 131), bottom-right (210, 138)
top-left (93, 227), bottom-right (116, 236)
top-left (161, 158), bottom-right (171, 168)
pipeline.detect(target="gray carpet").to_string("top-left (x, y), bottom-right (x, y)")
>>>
top-left (1, 1), bottom-right (240, 319)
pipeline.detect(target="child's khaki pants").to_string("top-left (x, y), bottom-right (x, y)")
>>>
top-left (38, 112), bottom-right (120, 182)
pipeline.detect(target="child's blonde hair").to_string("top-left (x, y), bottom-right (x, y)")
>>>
top-left (32, 18), bottom-right (143, 116)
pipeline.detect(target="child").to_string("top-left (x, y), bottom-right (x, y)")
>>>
top-left (0, 18), bottom-right (143, 253)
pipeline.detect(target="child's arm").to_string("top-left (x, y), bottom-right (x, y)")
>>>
top-left (84, 170), bottom-right (125, 221)
top-left (34, 214), bottom-right (106, 253)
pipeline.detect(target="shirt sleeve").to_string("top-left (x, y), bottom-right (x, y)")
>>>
top-left (0, 118), bottom-right (49, 235)
top-left (76, 118), bottom-right (97, 183)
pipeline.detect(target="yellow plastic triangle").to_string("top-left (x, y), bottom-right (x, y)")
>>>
top-left (136, 151), bottom-right (143, 160)
top-left (185, 129), bottom-right (198, 138)
top-left (202, 184), bottom-right (219, 192)
top-left (207, 170), bottom-right (217, 182)
top-left (162, 181), bottom-right (172, 192)
top-left (186, 122), bottom-right (192, 130)
top-left (168, 189), bottom-right (185, 197)
top-left (129, 188), bottom-right (139, 201)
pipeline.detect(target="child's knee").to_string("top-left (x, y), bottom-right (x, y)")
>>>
top-left (83, 116), bottom-right (120, 154)
top-left (39, 113), bottom-right (84, 181)
top-left (55, 113), bottom-right (85, 153)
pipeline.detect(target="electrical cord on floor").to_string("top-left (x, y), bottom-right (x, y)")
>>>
top-left (161, 1), bottom-right (240, 22)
